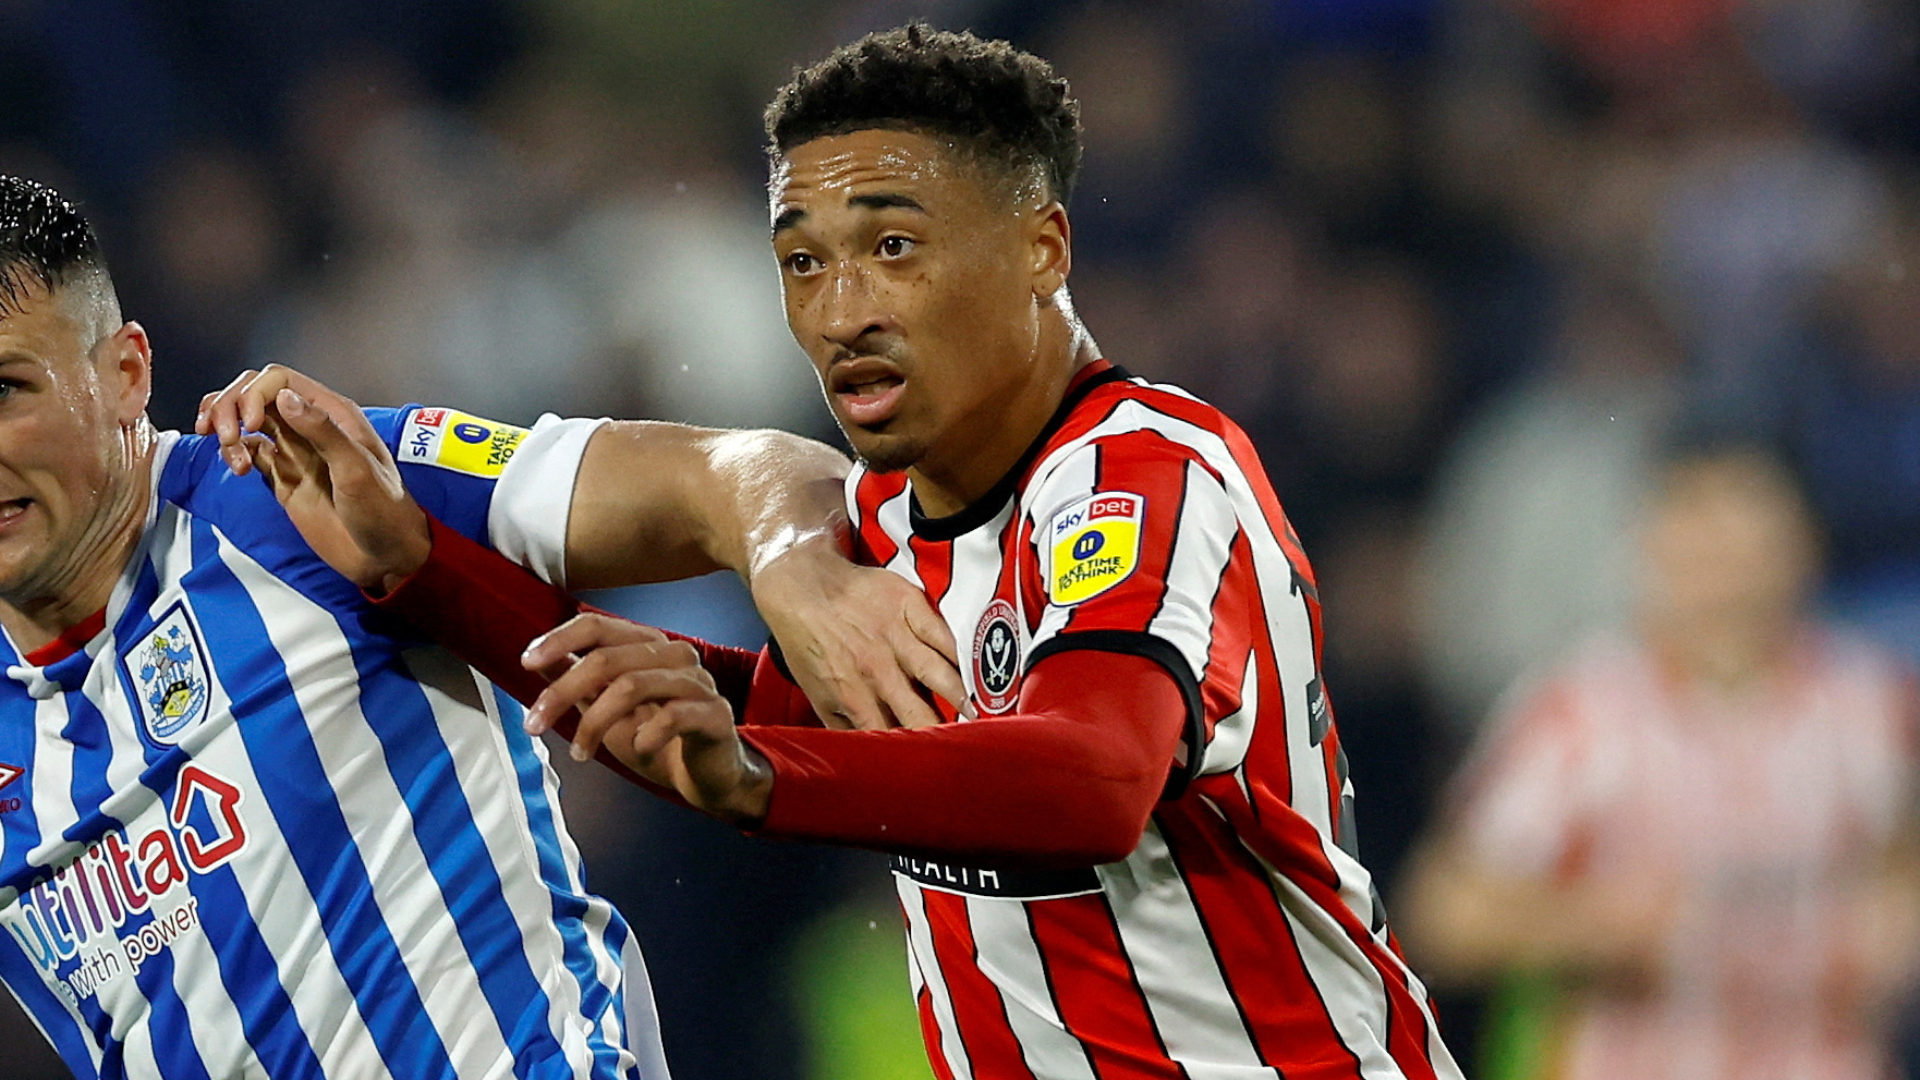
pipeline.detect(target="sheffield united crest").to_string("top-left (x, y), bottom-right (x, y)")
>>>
top-left (125, 602), bottom-right (214, 746)
top-left (971, 598), bottom-right (1022, 714)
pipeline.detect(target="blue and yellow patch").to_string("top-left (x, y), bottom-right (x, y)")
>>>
top-left (1047, 492), bottom-right (1145, 604)
top-left (399, 407), bottom-right (529, 478)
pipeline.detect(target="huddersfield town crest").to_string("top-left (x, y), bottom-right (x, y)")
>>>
top-left (125, 603), bottom-right (213, 746)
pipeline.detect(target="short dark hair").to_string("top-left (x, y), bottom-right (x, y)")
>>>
top-left (765, 23), bottom-right (1083, 206)
top-left (0, 176), bottom-right (108, 319)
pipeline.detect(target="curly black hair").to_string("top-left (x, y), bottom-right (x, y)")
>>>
top-left (765, 23), bottom-right (1083, 206)
top-left (0, 176), bottom-right (109, 319)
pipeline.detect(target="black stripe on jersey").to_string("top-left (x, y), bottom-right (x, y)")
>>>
top-left (1021, 904), bottom-right (1102, 1077)
top-left (908, 365), bottom-right (1131, 542)
top-left (1155, 816), bottom-right (1278, 1074)
top-left (1097, 890), bottom-right (1196, 1080)
top-left (1271, 886), bottom-right (1371, 1079)
top-left (1024, 629), bottom-right (1206, 800)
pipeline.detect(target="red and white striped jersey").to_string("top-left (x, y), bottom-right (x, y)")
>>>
top-left (847, 361), bottom-right (1463, 1080)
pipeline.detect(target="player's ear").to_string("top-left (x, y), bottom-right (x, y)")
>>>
top-left (104, 320), bottom-right (153, 424)
top-left (1028, 201), bottom-right (1071, 301)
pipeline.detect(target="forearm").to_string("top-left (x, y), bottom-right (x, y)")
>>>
top-left (564, 422), bottom-right (851, 590)
top-left (376, 514), bottom-right (762, 713)
top-left (740, 650), bottom-right (1187, 867)
top-left (1399, 843), bottom-right (1667, 985)
top-left (376, 514), bottom-right (584, 705)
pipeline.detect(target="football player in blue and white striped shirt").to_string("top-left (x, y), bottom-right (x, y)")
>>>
top-left (0, 175), bottom-right (962, 1079)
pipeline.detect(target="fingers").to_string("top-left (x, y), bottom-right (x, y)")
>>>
top-left (197, 365), bottom-right (366, 475)
top-left (201, 368), bottom-right (262, 472)
top-left (243, 433), bottom-right (284, 487)
top-left (194, 391), bottom-right (222, 435)
top-left (812, 678), bottom-right (893, 732)
top-left (270, 389), bottom-right (370, 485)
top-left (626, 691), bottom-right (729, 764)
top-left (904, 595), bottom-right (960, 665)
top-left (866, 662), bottom-right (943, 730)
top-left (522, 613), bottom-right (667, 674)
top-left (895, 635), bottom-right (972, 723)
top-left (565, 663), bottom-right (719, 763)
top-left (523, 628), bottom-right (687, 736)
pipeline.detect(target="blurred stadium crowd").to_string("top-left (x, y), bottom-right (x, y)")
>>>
top-left (4, 0), bottom-right (1920, 1077)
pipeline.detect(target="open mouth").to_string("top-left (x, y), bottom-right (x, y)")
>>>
top-left (0, 499), bottom-right (31, 533)
top-left (829, 358), bottom-right (908, 428)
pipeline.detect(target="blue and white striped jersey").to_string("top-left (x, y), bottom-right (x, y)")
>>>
top-left (0, 407), bottom-right (669, 1080)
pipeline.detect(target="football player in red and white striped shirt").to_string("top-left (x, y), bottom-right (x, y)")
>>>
top-left (249, 23), bottom-right (1464, 1080)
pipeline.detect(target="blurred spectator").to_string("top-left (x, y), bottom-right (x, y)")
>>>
top-left (1418, 281), bottom-right (1681, 728)
top-left (1402, 444), bottom-right (1920, 1080)
top-left (1773, 213), bottom-right (1920, 668)
top-left (1043, 4), bottom-right (1193, 261)
top-left (1269, 253), bottom-right (1454, 539)
top-left (131, 143), bottom-right (289, 428)
top-left (271, 90), bottom-right (606, 421)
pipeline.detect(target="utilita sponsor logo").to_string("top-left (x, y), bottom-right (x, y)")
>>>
top-left (5, 764), bottom-right (249, 1005)
top-left (0, 761), bottom-right (21, 814)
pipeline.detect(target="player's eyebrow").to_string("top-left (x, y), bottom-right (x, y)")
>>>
top-left (774, 192), bottom-right (927, 237)
top-left (848, 192), bottom-right (925, 214)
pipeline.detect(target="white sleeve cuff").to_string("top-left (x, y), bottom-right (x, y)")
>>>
top-left (488, 414), bottom-right (608, 587)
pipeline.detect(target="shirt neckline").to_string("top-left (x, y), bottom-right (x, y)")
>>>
top-left (907, 360), bottom-right (1129, 542)
top-left (22, 608), bottom-right (108, 667)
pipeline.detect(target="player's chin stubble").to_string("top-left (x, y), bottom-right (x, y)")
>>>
top-left (845, 425), bottom-right (926, 475)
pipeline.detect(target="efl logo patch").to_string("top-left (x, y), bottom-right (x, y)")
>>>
top-left (1048, 492), bottom-right (1144, 605)
top-left (124, 602), bottom-right (214, 747)
top-left (972, 598), bottom-right (1022, 714)
top-left (399, 407), bottom-right (528, 478)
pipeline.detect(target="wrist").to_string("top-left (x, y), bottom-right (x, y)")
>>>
top-left (721, 743), bottom-right (776, 827)
top-left (366, 506), bottom-right (436, 598)
top-left (747, 523), bottom-right (845, 584)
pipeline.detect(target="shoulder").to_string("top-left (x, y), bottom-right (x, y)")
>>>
top-left (157, 407), bottom-right (417, 506)
top-left (1027, 373), bottom-right (1252, 499)
top-left (152, 428), bottom-right (369, 611)
top-left (1021, 379), bottom-right (1238, 521)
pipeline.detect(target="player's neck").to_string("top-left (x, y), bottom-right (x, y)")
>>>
top-left (0, 425), bottom-right (156, 655)
top-left (911, 321), bottom-right (1099, 518)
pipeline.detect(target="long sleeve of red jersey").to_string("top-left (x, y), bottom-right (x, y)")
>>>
top-left (740, 649), bottom-right (1188, 867)
top-left (366, 514), bottom-right (793, 793)
top-left (373, 513), bottom-right (1190, 867)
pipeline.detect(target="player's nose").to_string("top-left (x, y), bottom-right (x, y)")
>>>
top-left (817, 261), bottom-right (895, 349)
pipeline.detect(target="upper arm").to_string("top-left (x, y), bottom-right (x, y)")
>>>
top-left (369, 405), bottom-right (588, 573)
top-left (1020, 434), bottom-right (1236, 792)
top-left (558, 421), bottom-right (851, 591)
top-left (1446, 678), bottom-right (1596, 879)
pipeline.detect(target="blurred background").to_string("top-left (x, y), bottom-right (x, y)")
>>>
top-left (3, 0), bottom-right (1919, 1077)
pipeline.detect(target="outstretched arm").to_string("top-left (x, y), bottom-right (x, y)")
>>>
top-left (197, 365), bottom-right (964, 729)
top-left (521, 613), bottom-right (1189, 868)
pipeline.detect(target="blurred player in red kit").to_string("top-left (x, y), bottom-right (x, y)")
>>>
top-left (210, 24), bottom-right (1465, 1080)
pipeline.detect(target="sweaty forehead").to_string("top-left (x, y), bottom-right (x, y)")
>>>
top-left (771, 129), bottom-right (974, 208)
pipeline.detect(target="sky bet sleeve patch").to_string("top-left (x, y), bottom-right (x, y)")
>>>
top-left (1047, 491), bottom-right (1145, 605)
top-left (399, 407), bottom-right (529, 478)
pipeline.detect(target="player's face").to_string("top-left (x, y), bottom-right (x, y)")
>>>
top-left (771, 129), bottom-right (1064, 486)
top-left (0, 283), bottom-right (149, 606)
